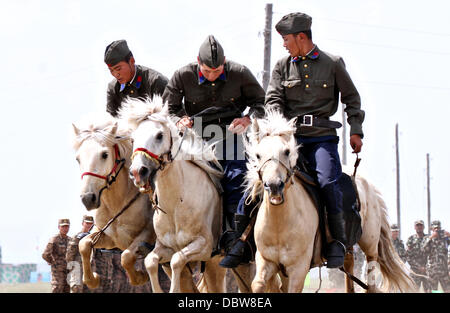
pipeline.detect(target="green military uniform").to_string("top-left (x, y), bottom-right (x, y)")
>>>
top-left (104, 40), bottom-right (168, 117)
top-left (267, 12), bottom-right (364, 269)
top-left (42, 219), bottom-right (71, 293)
top-left (422, 220), bottom-right (450, 292)
top-left (163, 62), bottom-right (265, 134)
top-left (406, 220), bottom-right (431, 292)
top-left (390, 224), bottom-right (407, 262)
top-left (163, 35), bottom-right (265, 268)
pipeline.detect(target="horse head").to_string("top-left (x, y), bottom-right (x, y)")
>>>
top-left (73, 116), bottom-right (131, 210)
top-left (118, 97), bottom-right (176, 193)
top-left (246, 109), bottom-right (298, 206)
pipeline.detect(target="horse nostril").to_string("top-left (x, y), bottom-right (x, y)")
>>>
top-left (81, 192), bottom-right (97, 209)
top-left (139, 166), bottom-right (149, 177)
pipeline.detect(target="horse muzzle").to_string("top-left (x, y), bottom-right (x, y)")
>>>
top-left (264, 180), bottom-right (285, 205)
top-left (130, 165), bottom-right (156, 193)
top-left (80, 191), bottom-right (101, 210)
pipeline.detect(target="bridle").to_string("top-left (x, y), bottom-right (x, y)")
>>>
top-left (81, 144), bottom-right (126, 198)
top-left (257, 156), bottom-right (294, 188)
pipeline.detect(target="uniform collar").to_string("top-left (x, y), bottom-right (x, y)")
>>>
top-left (119, 65), bottom-right (142, 92)
top-left (292, 45), bottom-right (320, 63)
top-left (198, 64), bottom-right (227, 85)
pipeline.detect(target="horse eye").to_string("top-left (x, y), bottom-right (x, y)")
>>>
top-left (101, 152), bottom-right (108, 160)
top-left (156, 132), bottom-right (163, 140)
top-left (256, 153), bottom-right (261, 160)
top-left (284, 149), bottom-right (290, 157)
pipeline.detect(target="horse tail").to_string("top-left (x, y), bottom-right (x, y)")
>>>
top-left (374, 188), bottom-right (416, 292)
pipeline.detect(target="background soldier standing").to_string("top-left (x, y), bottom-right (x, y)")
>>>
top-left (391, 224), bottom-right (407, 263)
top-left (406, 220), bottom-right (431, 292)
top-left (42, 219), bottom-right (71, 293)
top-left (104, 39), bottom-right (168, 117)
top-left (66, 215), bottom-right (94, 293)
top-left (422, 220), bottom-right (450, 292)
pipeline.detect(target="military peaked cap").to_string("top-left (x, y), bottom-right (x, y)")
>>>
top-left (83, 215), bottom-right (94, 223)
top-left (104, 39), bottom-right (132, 67)
top-left (58, 219), bottom-right (70, 226)
top-left (198, 35), bottom-right (225, 69)
top-left (275, 12), bottom-right (312, 35)
top-left (414, 220), bottom-right (425, 225)
top-left (391, 224), bottom-right (399, 231)
top-left (431, 220), bottom-right (441, 228)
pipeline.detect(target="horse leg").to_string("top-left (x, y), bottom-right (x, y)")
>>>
top-left (232, 262), bottom-right (256, 293)
top-left (79, 233), bottom-right (115, 289)
top-left (344, 246), bottom-right (355, 293)
top-left (169, 237), bottom-right (209, 293)
top-left (121, 228), bottom-right (155, 285)
top-left (200, 256), bottom-right (227, 293)
top-left (286, 260), bottom-right (310, 293)
top-left (251, 251), bottom-right (278, 293)
top-left (366, 255), bottom-right (379, 293)
top-left (145, 241), bottom-right (174, 293)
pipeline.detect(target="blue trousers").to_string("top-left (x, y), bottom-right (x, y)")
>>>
top-left (297, 138), bottom-right (343, 215)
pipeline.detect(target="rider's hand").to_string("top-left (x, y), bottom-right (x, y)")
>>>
top-left (176, 116), bottom-right (193, 129)
top-left (350, 134), bottom-right (363, 153)
top-left (228, 116), bottom-right (251, 135)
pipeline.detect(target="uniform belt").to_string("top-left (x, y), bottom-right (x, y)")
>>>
top-left (299, 115), bottom-right (342, 129)
top-left (98, 248), bottom-right (123, 254)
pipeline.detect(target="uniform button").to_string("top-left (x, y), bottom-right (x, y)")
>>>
top-left (193, 102), bottom-right (196, 104)
top-left (304, 64), bottom-right (308, 68)
top-left (305, 74), bottom-right (309, 78)
top-left (130, 90), bottom-right (134, 94)
top-left (323, 84), bottom-right (327, 88)
top-left (212, 83), bottom-right (215, 86)
top-left (231, 98), bottom-right (234, 101)
top-left (306, 84), bottom-right (310, 88)
top-left (302, 56), bottom-right (306, 60)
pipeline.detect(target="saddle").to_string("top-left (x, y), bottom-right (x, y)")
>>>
top-left (294, 153), bottom-right (362, 267)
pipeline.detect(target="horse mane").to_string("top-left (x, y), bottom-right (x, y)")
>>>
top-left (72, 113), bottom-right (133, 168)
top-left (119, 96), bottom-right (223, 179)
top-left (244, 108), bottom-right (299, 202)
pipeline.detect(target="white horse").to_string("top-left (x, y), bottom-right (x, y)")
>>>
top-left (119, 97), bottom-right (254, 293)
top-left (245, 109), bottom-right (415, 293)
top-left (72, 115), bottom-right (157, 289)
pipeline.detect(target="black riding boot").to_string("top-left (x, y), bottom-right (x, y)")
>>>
top-left (219, 214), bottom-right (251, 268)
top-left (326, 212), bottom-right (347, 268)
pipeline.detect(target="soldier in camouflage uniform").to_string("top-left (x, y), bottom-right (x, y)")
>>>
top-left (66, 215), bottom-right (94, 293)
top-left (391, 224), bottom-right (407, 263)
top-left (42, 219), bottom-right (71, 293)
top-left (422, 220), bottom-right (450, 292)
top-left (104, 39), bottom-right (168, 117)
top-left (406, 220), bottom-right (431, 292)
top-left (91, 248), bottom-right (114, 293)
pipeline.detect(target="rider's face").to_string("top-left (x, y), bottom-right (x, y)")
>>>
top-left (108, 58), bottom-right (136, 84)
top-left (198, 61), bottom-right (225, 82)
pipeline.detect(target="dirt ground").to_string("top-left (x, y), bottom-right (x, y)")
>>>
top-left (0, 282), bottom-right (52, 293)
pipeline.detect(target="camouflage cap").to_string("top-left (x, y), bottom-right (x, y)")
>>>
top-left (391, 223), bottom-right (399, 231)
top-left (83, 215), bottom-right (94, 223)
top-left (58, 219), bottom-right (70, 226)
top-left (431, 220), bottom-right (441, 228)
top-left (104, 39), bottom-right (132, 67)
top-left (414, 220), bottom-right (425, 225)
top-left (198, 35), bottom-right (225, 69)
top-left (275, 12), bottom-right (312, 36)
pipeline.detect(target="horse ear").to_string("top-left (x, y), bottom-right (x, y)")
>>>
top-left (288, 117), bottom-right (298, 131)
top-left (108, 121), bottom-right (118, 136)
top-left (251, 118), bottom-right (260, 143)
top-left (72, 123), bottom-right (80, 136)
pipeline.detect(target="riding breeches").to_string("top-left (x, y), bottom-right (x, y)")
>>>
top-left (298, 138), bottom-right (343, 215)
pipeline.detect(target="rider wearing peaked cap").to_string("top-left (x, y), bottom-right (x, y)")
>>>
top-left (104, 39), bottom-right (169, 117)
top-left (163, 35), bottom-right (265, 268)
top-left (266, 12), bottom-right (365, 268)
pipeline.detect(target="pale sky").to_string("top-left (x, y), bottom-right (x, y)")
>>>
top-left (0, 0), bottom-right (449, 265)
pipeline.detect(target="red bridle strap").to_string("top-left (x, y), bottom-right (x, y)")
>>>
top-left (81, 144), bottom-right (121, 181)
top-left (131, 147), bottom-right (161, 164)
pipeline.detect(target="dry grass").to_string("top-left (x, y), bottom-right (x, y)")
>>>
top-left (0, 282), bottom-right (51, 293)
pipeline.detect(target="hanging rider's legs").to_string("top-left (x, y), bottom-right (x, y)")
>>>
top-left (299, 137), bottom-right (347, 268)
